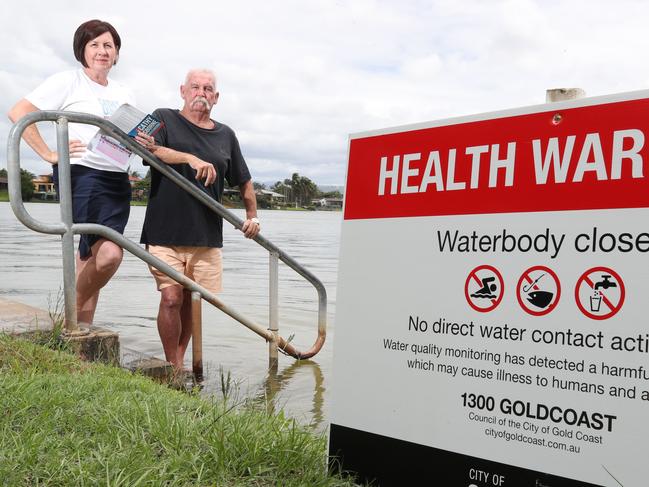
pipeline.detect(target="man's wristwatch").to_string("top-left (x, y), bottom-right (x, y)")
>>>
top-left (250, 217), bottom-right (260, 227)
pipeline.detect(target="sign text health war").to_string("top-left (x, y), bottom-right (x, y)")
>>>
top-left (378, 128), bottom-right (643, 194)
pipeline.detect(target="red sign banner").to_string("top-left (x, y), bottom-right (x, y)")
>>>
top-left (344, 96), bottom-right (649, 219)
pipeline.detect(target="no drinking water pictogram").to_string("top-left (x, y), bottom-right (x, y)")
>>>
top-left (516, 265), bottom-right (561, 316)
top-left (465, 265), bottom-right (504, 313)
top-left (574, 267), bottom-right (625, 320)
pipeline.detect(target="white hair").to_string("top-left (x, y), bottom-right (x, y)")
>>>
top-left (183, 68), bottom-right (217, 88)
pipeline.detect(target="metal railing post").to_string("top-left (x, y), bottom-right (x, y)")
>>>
top-left (191, 291), bottom-right (203, 378)
top-left (56, 116), bottom-right (79, 333)
top-left (269, 251), bottom-right (279, 370)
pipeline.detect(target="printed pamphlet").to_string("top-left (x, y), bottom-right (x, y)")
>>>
top-left (88, 104), bottom-right (163, 170)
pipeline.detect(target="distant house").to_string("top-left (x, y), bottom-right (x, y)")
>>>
top-left (254, 189), bottom-right (285, 209)
top-left (0, 177), bottom-right (7, 191)
top-left (223, 187), bottom-right (241, 202)
top-left (257, 189), bottom-right (284, 201)
top-left (32, 174), bottom-right (56, 200)
top-left (312, 197), bottom-right (343, 209)
top-left (128, 174), bottom-right (145, 200)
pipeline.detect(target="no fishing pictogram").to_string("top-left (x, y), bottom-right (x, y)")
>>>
top-left (574, 267), bottom-right (625, 320)
top-left (517, 265), bottom-right (561, 316)
top-left (465, 265), bottom-right (504, 313)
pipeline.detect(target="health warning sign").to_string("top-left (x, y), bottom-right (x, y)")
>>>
top-left (330, 92), bottom-right (649, 487)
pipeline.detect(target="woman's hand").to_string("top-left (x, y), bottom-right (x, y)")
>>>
top-left (8, 98), bottom-right (86, 165)
top-left (43, 139), bottom-right (86, 164)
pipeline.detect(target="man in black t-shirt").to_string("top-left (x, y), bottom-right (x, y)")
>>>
top-left (138, 69), bottom-right (260, 370)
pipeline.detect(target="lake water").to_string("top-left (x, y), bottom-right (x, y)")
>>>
top-left (0, 202), bottom-right (341, 429)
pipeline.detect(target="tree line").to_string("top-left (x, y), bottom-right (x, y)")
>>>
top-left (0, 168), bottom-right (35, 200)
top-left (132, 170), bottom-right (342, 207)
top-left (1, 167), bottom-right (342, 206)
top-left (260, 173), bottom-right (342, 207)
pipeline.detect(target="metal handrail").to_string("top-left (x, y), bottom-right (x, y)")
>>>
top-left (7, 111), bottom-right (326, 362)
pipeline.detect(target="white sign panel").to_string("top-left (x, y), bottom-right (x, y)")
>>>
top-left (330, 91), bottom-right (649, 487)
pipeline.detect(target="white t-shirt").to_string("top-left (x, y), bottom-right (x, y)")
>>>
top-left (25, 69), bottom-right (136, 172)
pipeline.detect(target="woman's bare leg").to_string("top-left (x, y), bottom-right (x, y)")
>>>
top-left (76, 238), bottom-right (123, 325)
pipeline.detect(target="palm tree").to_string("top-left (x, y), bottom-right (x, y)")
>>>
top-left (290, 172), bottom-right (317, 206)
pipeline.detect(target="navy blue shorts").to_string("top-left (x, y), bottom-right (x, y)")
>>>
top-left (52, 164), bottom-right (59, 196)
top-left (63, 165), bottom-right (131, 259)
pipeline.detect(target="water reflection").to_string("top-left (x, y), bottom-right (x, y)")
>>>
top-left (261, 360), bottom-right (326, 430)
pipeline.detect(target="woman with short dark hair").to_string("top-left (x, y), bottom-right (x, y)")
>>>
top-left (8, 19), bottom-right (136, 327)
top-left (73, 19), bottom-right (121, 68)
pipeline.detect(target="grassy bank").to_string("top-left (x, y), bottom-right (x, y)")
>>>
top-left (0, 334), bottom-right (358, 486)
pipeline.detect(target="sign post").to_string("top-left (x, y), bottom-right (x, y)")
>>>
top-left (330, 91), bottom-right (649, 486)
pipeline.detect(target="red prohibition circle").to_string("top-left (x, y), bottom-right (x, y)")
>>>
top-left (516, 265), bottom-right (561, 316)
top-left (464, 265), bottom-right (504, 313)
top-left (574, 266), bottom-right (625, 320)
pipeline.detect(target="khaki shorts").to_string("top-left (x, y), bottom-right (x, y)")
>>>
top-left (147, 245), bottom-right (222, 294)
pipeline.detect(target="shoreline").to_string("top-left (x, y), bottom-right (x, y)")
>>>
top-left (0, 195), bottom-right (341, 211)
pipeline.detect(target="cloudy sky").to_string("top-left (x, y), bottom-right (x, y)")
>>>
top-left (2, 0), bottom-right (649, 185)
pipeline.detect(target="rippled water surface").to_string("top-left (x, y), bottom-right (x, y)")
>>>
top-left (0, 202), bottom-right (341, 428)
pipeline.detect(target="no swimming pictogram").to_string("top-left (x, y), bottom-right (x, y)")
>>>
top-left (465, 265), bottom-right (504, 313)
top-left (574, 267), bottom-right (625, 320)
top-left (516, 265), bottom-right (561, 316)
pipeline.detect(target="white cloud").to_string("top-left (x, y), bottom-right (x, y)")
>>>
top-left (2, 0), bottom-right (649, 184)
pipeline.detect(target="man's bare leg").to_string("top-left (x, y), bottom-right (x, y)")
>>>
top-left (176, 289), bottom-right (193, 368)
top-left (157, 285), bottom-right (185, 368)
top-left (76, 238), bottom-right (123, 325)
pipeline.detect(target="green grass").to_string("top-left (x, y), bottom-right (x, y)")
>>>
top-left (0, 190), bottom-right (9, 202)
top-left (0, 334), bottom-right (359, 487)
